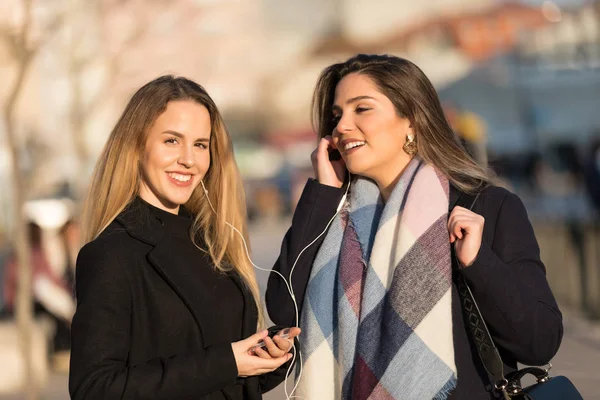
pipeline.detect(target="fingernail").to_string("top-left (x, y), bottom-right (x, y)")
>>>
top-left (280, 328), bottom-right (290, 336)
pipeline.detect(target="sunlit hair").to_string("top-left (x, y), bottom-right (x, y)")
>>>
top-left (312, 54), bottom-right (493, 193)
top-left (82, 75), bottom-right (264, 326)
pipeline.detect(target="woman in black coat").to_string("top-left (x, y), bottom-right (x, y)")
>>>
top-left (69, 76), bottom-right (299, 400)
top-left (265, 54), bottom-right (563, 399)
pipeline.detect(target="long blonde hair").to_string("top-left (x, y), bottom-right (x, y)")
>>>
top-left (82, 75), bottom-right (264, 326)
top-left (312, 54), bottom-right (493, 193)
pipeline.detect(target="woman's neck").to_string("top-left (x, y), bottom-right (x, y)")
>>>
top-left (374, 157), bottom-right (413, 203)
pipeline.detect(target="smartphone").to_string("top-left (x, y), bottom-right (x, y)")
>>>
top-left (251, 327), bottom-right (291, 351)
top-left (328, 149), bottom-right (342, 161)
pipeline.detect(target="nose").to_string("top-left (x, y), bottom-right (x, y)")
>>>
top-left (335, 113), bottom-right (354, 135)
top-left (177, 144), bottom-right (195, 168)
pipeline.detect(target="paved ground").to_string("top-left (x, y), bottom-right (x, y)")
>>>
top-left (1, 218), bottom-right (599, 399)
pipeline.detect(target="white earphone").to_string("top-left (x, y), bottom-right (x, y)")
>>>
top-left (199, 177), bottom-right (350, 400)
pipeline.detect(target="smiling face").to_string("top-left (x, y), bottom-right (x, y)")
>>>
top-left (332, 72), bottom-right (413, 190)
top-left (139, 100), bottom-right (211, 214)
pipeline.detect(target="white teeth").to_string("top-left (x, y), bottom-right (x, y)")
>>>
top-left (344, 141), bottom-right (366, 151)
top-left (168, 173), bottom-right (192, 182)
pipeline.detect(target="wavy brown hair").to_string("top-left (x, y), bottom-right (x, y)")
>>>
top-left (312, 54), bottom-right (492, 193)
top-left (82, 75), bottom-right (264, 326)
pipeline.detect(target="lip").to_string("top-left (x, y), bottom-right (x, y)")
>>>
top-left (340, 138), bottom-right (365, 147)
top-left (339, 138), bottom-right (366, 155)
top-left (166, 171), bottom-right (195, 187)
top-left (166, 171), bottom-right (194, 176)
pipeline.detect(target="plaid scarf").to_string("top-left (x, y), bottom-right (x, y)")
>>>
top-left (298, 158), bottom-right (457, 399)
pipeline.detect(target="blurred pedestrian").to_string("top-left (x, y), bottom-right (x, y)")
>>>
top-left (58, 219), bottom-right (79, 295)
top-left (583, 136), bottom-right (600, 216)
top-left (2, 222), bottom-right (75, 348)
top-left (46, 218), bottom-right (82, 372)
top-left (266, 54), bottom-right (563, 399)
top-left (69, 75), bottom-right (299, 400)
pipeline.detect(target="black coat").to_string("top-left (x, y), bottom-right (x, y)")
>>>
top-left (69, 199), bottom-right (286, 400)
top-left (266, 179), bottom-right (563, 399)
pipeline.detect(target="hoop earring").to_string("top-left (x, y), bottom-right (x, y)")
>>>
top-left (403, 133), bottom-right (417, 156)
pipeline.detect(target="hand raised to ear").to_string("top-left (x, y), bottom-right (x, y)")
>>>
top-left (311, 136), bottom-right (346, 188)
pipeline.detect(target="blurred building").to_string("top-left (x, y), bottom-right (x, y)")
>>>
top-left (261, 1), bottom-right (551, 131)
top-left (439, 1), bottom-right (600, 154)
top-left (1, 0), bottom-right (599, 220)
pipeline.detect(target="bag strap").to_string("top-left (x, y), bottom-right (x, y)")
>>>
top-left (452, 192), bottom-right (508, 390)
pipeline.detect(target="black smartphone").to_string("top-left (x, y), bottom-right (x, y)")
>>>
top-left (328, 149), bottom-right (342, 161)
top-left (251, 326), bottom-right (291, 351)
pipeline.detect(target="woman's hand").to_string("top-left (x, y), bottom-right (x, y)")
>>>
top-left (448, 206), bottom-right (485, 268)
top-left (311, 136), bottom-right (346, 188)
top-left (253, 327), bottom-right (301, 359)
top-left (231, 331), bottom-right (292, 377)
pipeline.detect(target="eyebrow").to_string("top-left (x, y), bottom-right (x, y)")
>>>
top-left (161, 130), bottom-right (210, 142)
top-left (332, 95), bottom-right (377, 111)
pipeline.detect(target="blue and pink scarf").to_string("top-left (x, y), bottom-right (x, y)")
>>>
top-left (299, 157), bottom-right (457, 399)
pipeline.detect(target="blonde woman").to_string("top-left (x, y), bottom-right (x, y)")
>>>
top-left (69, 76), bottom-right (299, 400)
top-left (266, 54), bottom-right (562, 399)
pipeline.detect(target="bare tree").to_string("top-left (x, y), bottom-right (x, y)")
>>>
top-left (65, 0), bottom-right (156, 196)
top-left (0, 1), bottom-right (62, 398)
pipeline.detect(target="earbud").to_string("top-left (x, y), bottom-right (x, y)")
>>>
top-left (200, 180), bottom-right (217, 215)
top-left (200, 179), bottom-right (208, 196)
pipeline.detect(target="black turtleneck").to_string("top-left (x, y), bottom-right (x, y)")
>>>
top-left (142, 198), bottom-right (244, 344)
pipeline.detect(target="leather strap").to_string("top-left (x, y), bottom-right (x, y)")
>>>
top-left (452, 192), bottom-right (507, 387)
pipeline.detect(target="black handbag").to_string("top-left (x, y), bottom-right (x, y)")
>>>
top-left (453, 192), bottom-right (584, 400)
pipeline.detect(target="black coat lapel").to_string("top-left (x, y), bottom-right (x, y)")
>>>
top-left (146, 240), bottom-right (221, 344)
top-left (116, 198), bottom-right (259, 344)
top-left (116, 198), bottom-right (217, 344)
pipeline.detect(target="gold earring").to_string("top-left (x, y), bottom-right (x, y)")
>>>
top-left (403, 133), bottom-right (417, 156)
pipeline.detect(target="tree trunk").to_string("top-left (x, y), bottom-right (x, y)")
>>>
top-left (69, 73), bottom-right (88, 174)
top-left (4, 54), bottom-right (39, 400)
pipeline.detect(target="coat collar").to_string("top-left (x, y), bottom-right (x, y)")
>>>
top-left (115, 197), bottom-right (257, 340)
top-left (115, 197), bottom-right (166, 246)
top-left (449, 183), bottom-right (461, 211)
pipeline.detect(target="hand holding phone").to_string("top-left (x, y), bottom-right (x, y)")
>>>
top-left (250, 326), bottom-right (301, 360)
top-left (231, 330), bottom-right (293, 377)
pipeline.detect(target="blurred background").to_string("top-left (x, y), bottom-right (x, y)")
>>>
top-left (1, 0), bottom-right (599, 398)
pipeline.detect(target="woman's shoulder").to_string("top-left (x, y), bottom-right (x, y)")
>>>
top-left (476, 184), bottom-right (527, 218)
top-left (479, 184), bottom-right (512, 202)
top-left (77, 220), bottom-right (138, 265)
top-left (76, 220), bottom-right (142, 286)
